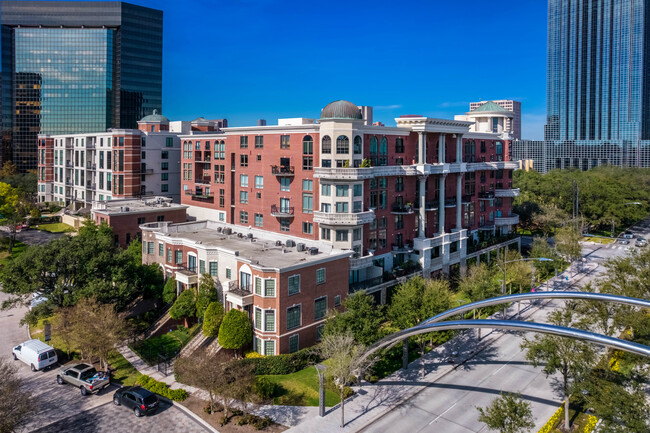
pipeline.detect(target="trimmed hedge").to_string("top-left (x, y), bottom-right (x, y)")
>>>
top-left (237, 347), bottom-right (322, 375)
top-left (136, 374), bottom-right (188, 401)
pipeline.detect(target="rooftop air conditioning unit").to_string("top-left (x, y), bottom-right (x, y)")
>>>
top-left (275, 240), bottom-right (282, 246)
top-left (216, 227), bottom-right (223, 233)
top-left (309, 247), bottom-right (319, 255)
top-left (237, 233), bottom-right (243, 238)
top-left (223, 228), bottom-right (232, 235)
top-left (296, 243), bottom-right (306, 252)
top-left (286, 239), bottom-right (295, 247)
top-left (247, 233), bottom-right (253, 239)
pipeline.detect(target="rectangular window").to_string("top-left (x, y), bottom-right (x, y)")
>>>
top-left (255, 176), bottom-right (264, 189)
top-left (166, 137), bottom-right (174, 147)
top-left (254, 213), bottom-right (263, 227)
top-left (289, 334), bottom-right (299, 353)
top-left (240, 154), bottom-right (248, 167)
top-left (240, 191), bottom-right (248, 203)
top-left (161, 151), bottom-right (169, 159)
top-left (314, 297), bottom-right (327, 320)
top-left (240, 136), bottom-right (248, 148)
top-left (316, 268), bottom-right (326, 284)
top-left (199, 260), bottom-right (206, 275)
top-left (161, 184), bottom-right (169, 192)
top-left (321, 184), bottom-right (331, 196)
top-left (264, 340), bottom-right (275, 356)
top-left (240, 211), bottom-right (248, 224)
top-left (240, 174), bottom-right (248, 187)
top-left (158, 243), bottom-right (164, 256)
top-left (302, 222), bottom-right (313, 234)
top-left (302, 179), bottom-right (313, 191)
top-left (161, 162), bottom-right (168, 170)
top-left (287, 306), bottom-right (301, 330)
top-left (321, 228), bottom-right (331, 240)
top-left (353, 201), bottom-right (362, 213)
top-left (353, 184), bottom-right (362, 196)
top-left (280, 178), bottom-right (290, 192)
top-left (265, 310), bottom-right (275, 331)
top-left (288, 275), bottom-right (300, 295)
top-left (264, 279), bottom-right (275, 297)
top-left (280, 219), bottom-right (290, 232)
top-left (280, 135), bottom-right (290, 149)
top-left (226, 268), bottom-right (232, 279)
top-left (209, 262), bottom-right (218, 276)
top-left (336, 230), bottom-right (348, 241)
top-left (161, 173), bottom-right (168, 181)
top-left (336, 185), bottom-right (349, 197)
top-left (303, 156), bottom-right (313, 170)
top-left (302, 193), bottom-right (313, 213)
top-left (334, 295), bottom-right (341, 306)
top-left (353, 228), bottom-right (362, 241)
top-left (255, 277), bottom-right (262, 295)
top-left (255, 136), bottom-right (264, 148)
top-left (335, 202), bottom-right (348, 213)
top-left (167, 248), bottom-right (172, 263)
top-left (255, 308), bottom-right (262, 329)
top-left (175, 250), bottom-right (182, 264)
top-left (147, 242), bottom-right (154, 255)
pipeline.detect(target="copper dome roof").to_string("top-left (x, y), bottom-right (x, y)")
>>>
top-left (320, 100), bottom-right (363, 120)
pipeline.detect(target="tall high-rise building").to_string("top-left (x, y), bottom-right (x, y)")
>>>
top-left (512, 0), bottom-right (650, 172)
top-left (1, 1), bottom-right (163, 172)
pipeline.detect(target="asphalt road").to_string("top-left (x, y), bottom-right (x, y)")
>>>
top-left (359, 233), bottom-right (638, 433)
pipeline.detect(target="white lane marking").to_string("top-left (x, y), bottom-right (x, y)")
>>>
top-left (429, 402), bottom-right (458, 424)
top-left (492, 359), bottom-right (512, 376)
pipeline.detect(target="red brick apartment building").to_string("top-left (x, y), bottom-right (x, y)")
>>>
top-left (140, 100), bottom-right (521, 354)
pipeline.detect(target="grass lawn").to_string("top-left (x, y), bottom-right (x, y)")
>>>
top-left (0, 240), bottom-right (27, 266)
top-left (130, 324), bottom-right (198, 365)
top-left (261, 361), bottom-right (341, 407)
top-left (36, 222), bottom-right (75, 233)
top-left (582, 236), bottom-right (615, 244)
top-left (30, 315), bottom-right (140, 385)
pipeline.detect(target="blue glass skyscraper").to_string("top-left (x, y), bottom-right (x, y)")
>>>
top-left (513, 0), bottom-right (650, 172)
top-left (1, 1), bottom-right (163, 172)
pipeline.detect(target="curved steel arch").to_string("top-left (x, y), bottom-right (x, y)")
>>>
top-left (363, 319), bottom-right (650, 361)
top-left (420, 292), bottom-right (650, 326)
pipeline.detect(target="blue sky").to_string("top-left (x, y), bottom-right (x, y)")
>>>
top-left (136, 0), bottom-right (548, 139)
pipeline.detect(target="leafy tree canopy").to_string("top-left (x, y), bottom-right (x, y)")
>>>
top-left (202, 301), bottom-right (225, 337)
top-left (323, 291), bottom-right (385, 345)
top-left (218, 309), bottom-right (252, 350)
top-left (169, 289), bottom-right (196, 321)
top-left (477, 392), bottom-right (535, 433)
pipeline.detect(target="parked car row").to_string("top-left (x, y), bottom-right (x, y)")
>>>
top-left (12, 339), bottom-right (159, 417)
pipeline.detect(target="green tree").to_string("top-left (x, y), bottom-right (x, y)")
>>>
top-left (162, 276), bottom-right (177, 305)
top-left (459, 263), bottom-right (500, 338)
top-left (202, 301), bottom-right (224, 337)
top-left (170, 289), bottom-right (196, 328)
top-left (218, 309), bottom-right (252, 352)
top-left (0, 182), bottom-right (28, 254)
top-left (318, 332), bottom-right (373, 428)
top-left (388, 277), bottom-right (454, 373)
top-left (476, 392), bottom-right (535, 433)
top-left (529, 236), bottom-right (564, 279)
top-left (520, 304), bottom-right (596, 431)
top-left (323, 291), bottom-right (384, 345)
top-left (196, 273), bottom-right (219, 319)
top-left (555, 226), bottom-right (582, 273)
top-left (534, 203), bottom-right (570, 235)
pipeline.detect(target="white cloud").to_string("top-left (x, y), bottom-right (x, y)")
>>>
top-left (374, 104), bottom-right (402, 110)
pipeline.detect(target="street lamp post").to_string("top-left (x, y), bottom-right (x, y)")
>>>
top-left (495, 257), bottom-right (553, 318)
top-left (315, 364), bottom-right (327, 417)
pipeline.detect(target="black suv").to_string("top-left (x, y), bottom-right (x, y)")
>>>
top-left (113, 386), bottom-right (159, 417)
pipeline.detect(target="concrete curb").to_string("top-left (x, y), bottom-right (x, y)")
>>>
top-left (171, 399), bottom-right (221, 433)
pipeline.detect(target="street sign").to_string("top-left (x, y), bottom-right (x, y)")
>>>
top-left (44, 323), bottom-right (51, 342)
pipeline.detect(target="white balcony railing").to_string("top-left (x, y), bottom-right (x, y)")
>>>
top-left (313, 211), bottom-right (375, 226)
top-left (495, 214), bottom-right (520, 226)
top-left (494, 188), bottom-right (520, 198)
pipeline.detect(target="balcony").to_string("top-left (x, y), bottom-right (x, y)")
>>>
top-left (270, 205), bottom-right (294, 218)
top-left (225, 280), bottom-right (254, 308)
top-left (415, 200), bottom-right (439, 211)
top-left (86, 163), bottom-right (96, 170)
top-left (313, 210), bottom-right (375, 226)
top-left (495, 214), bottom-right (520, 226)
top-left (462, 194), bottom-right (473, 204)
top-left (478, 191), bottom-right (495, 200)
top-left (478, 224), bottom-right (495, 231)
top-left (391, 243), bottom-right (413, 252)
top-left (194, 176), bottom-right (211, 185)
top-left (467, 161), bottom-right (519, 171)
top-left (391, 203), bottom-right (414, 214)
top-left (494, 188), bottom-right (520, 198)
top-left (314, 167), bottom-right (374, 180)
top-left (271, 165), bottom-right (295, 176)
top-left (444, 198), bottom-right (457, 207)
top-left (185, 189), bottom-right (213, 199)
top-left (349, 254), bottom-right (376, 270)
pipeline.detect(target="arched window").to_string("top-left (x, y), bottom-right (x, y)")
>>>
top-left (353, 136), bottom-right (362, 154)
top-left (336, 136), bottom-right (349, 154)
top-left (380, 137), bottom-right (388, 155)
top-left (303, 135), bottom-right (313, 155)
top-left (370, 136), bottom-right (378, 154)
top-left (322, 135), bottom-right (331, 154)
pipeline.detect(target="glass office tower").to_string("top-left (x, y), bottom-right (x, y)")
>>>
top-left (1, 1), bottom-right (163, 172)
top-left (513, 0), bottom-right (650, 173)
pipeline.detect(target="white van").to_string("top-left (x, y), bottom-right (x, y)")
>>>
top-left (12, 339), bottom-right (58, 371)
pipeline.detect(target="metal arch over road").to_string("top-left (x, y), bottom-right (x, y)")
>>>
top-left (363, 319), bottom-right (650, 360)
top-left (420, 291), bottom-right (650, 325)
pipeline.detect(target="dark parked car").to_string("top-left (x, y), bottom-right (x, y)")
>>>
top-left (113, 386), bottom-right (159, 417)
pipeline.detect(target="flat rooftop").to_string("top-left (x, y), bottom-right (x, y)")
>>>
top-left (93, 196), bottom-right (187, 215)
top-left (142, 220), bottom-right (351, 270)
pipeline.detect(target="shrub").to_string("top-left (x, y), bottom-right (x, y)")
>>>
top-left (162, 277), bottom-right (177, 305)
top-left (237, 347), bottom-right (322, 375)
top-left (169, 289), bottom-right (196, 324)
top-left (218, 415), bottom-right (229, 426)
top-left (202, 301), bottom-right (224, 337)
top-left (244, 350), bottom-right (264, 359)
top-left (135, 374), bottom-right (188, 401)
top-left (253, 416), bottom-right (273, 430)
top-left (255, 377), bottom-right (277, 399)
top-left (204, 403), bottom-right (224, 414)
top-left (218, 309), bottom-right (252, 350)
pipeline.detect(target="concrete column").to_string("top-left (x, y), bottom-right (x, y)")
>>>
top-left (418, 175), bottom-right (427, 237)
top-left (438, 133), bottom-right (445, 163)
top-left (417, 132), bottom-right (427, 164)
top-left (456, 134), bottom-right (463, 163)
top-left (456, 174), bottom-right (462, 229)
top-left (438, 174), bottom-right (446, 234)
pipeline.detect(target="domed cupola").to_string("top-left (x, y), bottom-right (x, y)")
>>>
top-left (320, 100), bottom-right (363, 120)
